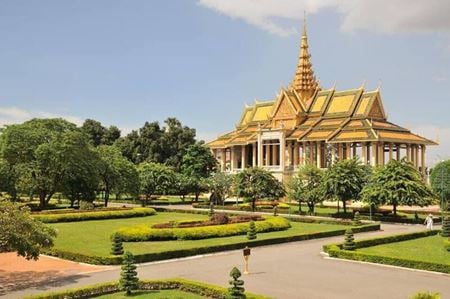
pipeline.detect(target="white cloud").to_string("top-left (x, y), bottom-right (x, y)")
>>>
top-left (0, 106), bottom-right (84, 127)
top-left (198, 0), bottom-right (450, 36)
top-left (412, 124), bottom-right (450, 167)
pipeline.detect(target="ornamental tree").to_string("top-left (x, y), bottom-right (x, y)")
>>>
top-left (343, 229), bottom-right (356, 251)
top-left (228, 267), bottom-right (246, 299)
top-left (441, 216), bottom-right (450, 237)
top-left (138, 162), bottom-right (175, 205)
top-left (288, 165), bottom-right (324, 215)
top-left (322, 157), bottom-right (370, 214)
top-left (247, 221), bottom-right (257, 240)
top-left (120, 251), bottom-right (139, 296)
top-left (430, 160), bottom-right (450, 211)
top-left (206, 172), bottom-right (234, 205)
top-left (361, 158), bottom-right (435, 216)
top-left (111, 233), bottom-right (124, 256)
top-left (0, 199), bottom-right (57, 259)
top-left (234, 167), bottom-right (285, 212)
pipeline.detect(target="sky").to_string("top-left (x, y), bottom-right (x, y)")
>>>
top-left (0, 0), bottom-right (449, 164)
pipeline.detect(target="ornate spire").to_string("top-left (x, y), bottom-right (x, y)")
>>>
top-left (291, 14), bottom-right (319, 103)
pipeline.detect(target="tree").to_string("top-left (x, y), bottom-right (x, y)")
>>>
top-left (208, 202), bottom-right (215, 218)
top-left (120, 251), bottom-right (139, 296)
top-left (430, 160), bottom-right (450, 211)
top-left (441, 216), bottom-right (450, 237)
top-left (81, 119), bottom-right (107, 147)
top-left (60, 131), bottom-right (100, 207)
top-left (343, 229), bottom-right (356, 251)
top-left (102, 125), bottom-right (121, 145)
top-left (288, 165), bottom-right (324, 215)
top-left (0, 158), bottom-right (18, 200)
top-left (0, 118), bottom-right (77, 208)
top-left (247, 221), bottom-right (257, 240)
top-left (138, 162), bottom-right (175, 205)
top-left (181, 143), bottom-right (217, 201)
top-left (361, 158), bottom-right (434, 216)
top-left (96, 145), bottom-right (139, 207)
top-left (322, 157), bottom-right (370, 214)
top-left (352, 211), bottom-right (362, 226)
top-left (228, 267), bottom-right (246, 299)
top-left (235, 167), bottom-right (285, 212)
top-left (172, 173), bottom-right (192, 201)
top-left (206, 172), bottom-right (234, 205)
top-left (0, 199), bottom-right (57, 259)
top-left (111, 233), bottom-right (124, 255)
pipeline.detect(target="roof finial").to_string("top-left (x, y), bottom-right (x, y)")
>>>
top-left (376, 79), bottom-right (382, 91)
top-left (360, 80), bottom-right (366, 89)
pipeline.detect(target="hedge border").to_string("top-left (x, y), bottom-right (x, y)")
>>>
top-left (33, 207), bottom-right (156, 223)
top-left (44, 222), bottom-right (380, 265)
top-left (24, 278), bottom-right (269, 299)
top-left (323, 230), bottom-right (450, 274)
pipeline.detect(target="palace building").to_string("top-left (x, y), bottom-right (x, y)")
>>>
top-left (208, 22), bottom-right (437, 182)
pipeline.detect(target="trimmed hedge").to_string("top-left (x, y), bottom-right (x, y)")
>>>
top-left (24, 278), bottom-right (269, 299)
top-left (115, 217), bottom-right (291, 241)
top-left (323, 230), bottom-right (450, 274)
top-left (44, 222), bottom-right (380, 265)
top-left (33, 207), bottom-right (156, 223)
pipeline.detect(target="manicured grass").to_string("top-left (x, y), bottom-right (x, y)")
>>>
top-left (357, 235), bottom-right (450, 266)
top-left (95, 290), bottom-right (204, 299)
top-left (49, 212), bottom-right (348, 258)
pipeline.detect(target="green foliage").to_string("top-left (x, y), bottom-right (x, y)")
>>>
top-left (235, 167), bottom-right (285, 211)
top-left (138, 162), bottom-right (175, 205)
top-left (228, 267), bottom-right (246, 299)
top-left (120, 251), bottom-right (139, 296)
top-left (343, 229), bottom-right (356, 250)
top-left (116, 217), bottom-right (290, 241)
top-left (430, 160), bottom-right (450, 211)
top-left (81, 119), bottom-right (121, 147)
top-left (441, 217), bottom-right (450, 237)
top-left (0, 199), bottom-right (57, 259)
top-left (247, 221), bottom-right (257, 240)
top-left (33, 207), bottom-right (156, 223)
top-left (206, 172), bottom-right (234, 205)
top-left (111, 234), bottom-right (124, 256)
top-left (208, 202), bottom-right (215, 218)
top-left (411, 291), bottom-right (441, 299)
top-left (96, 145), bottom-right (139, 207)
top-left (352, 211), bottom-right (362, 226)
top-left (288, 165), bottom-right (324, 214)
top-left (361, 158), bottom-right (435, 216)
top-left (322, 157), bottom-right (370, 214)
top-left (24, 278), bottom-right (268, 299)
top-left (273, 205), bottom-right (278, 216)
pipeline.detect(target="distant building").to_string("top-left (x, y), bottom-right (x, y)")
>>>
top-left (208, 20), bottom-right (436, 182)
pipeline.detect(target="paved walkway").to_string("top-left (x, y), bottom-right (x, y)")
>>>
top-left (5, 222), bottom-right (449, 299)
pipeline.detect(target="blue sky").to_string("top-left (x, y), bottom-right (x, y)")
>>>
top-left (0, 0), bottom-right (449, 163)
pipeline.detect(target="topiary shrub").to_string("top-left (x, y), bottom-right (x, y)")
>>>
top-left (208, 202), bottom-right (215, 219)
top-left (411, 291), bottom-right (441, 299)
top-left (343, 229), bottom-right (356, 251)
top-left (247, 221), bottom-right (257, 240)
top-left (120, 251), bottom-right (139, 296)
top-left (211, 213), bottom-right (230, 225)
top-left (352, 211), bottom-right (362, 226)
top-left (111, 234), bottom-right (124, 256)
top-left (273, 206), bottom-right (278, 216)
top-left (228, 267), bottom-right (246, 299)
top-left (441, 216), bottom-right (450, 237)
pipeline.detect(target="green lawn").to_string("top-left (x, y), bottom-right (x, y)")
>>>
top-left (357, 235), bottom-right (450, 266)
top-left (49, 212), bottom-right (348, 257)
top-left (95, 290), bottom-right (204, 299)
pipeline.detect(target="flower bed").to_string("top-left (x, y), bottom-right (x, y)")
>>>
top-left (323, 230), bottom-right (450, 274)
top-left (33, 207), bottom-right (156, 223)
top-left (152, 214), bottom-right (263, 229)
top-left (116, 217), bottom-right (290, 241)
top-left (24, 278), bottom-right (269, 299)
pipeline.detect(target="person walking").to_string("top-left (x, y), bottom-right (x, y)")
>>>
top-left (424, 214), bottom-right (434, 230)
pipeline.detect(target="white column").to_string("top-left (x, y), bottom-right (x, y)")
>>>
top-left (252, 143), bottom-right (257, 167)
top-left (316, 142), bottom-right (322, 168)
top-left (230, 147), bottom-right (235, 171)
top-left (257, 134), bottom-right (263, 167)
top-left (293, 142), bottom-right (299, 167)
top-left (241, 145), bottom-right (246, 169)
top-left (280, 134), bottom-right (286, 170)
top-left (371, 142), bottom-right (377, 166)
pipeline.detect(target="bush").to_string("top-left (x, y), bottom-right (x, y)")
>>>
top-left (33, 208), bottom-right (156, 223)
top-left (211, 213), bottom-right (230, 224)
top-left (111, 234), bottom-right (124, 256)
top-left (352, 212), bottom-right (362, 226)
top-left (24, 278), bottom-right (269, 299)
top-left (445, 239), bottom-right (450, 252)
top-left (79, 201), bottom-right (95, 210)
top-left (411, 291), bottom-right (441, 299)
top-left (441, 217), bottom-right (450, 237)
top-left (115, 217), bottom-right (291, 241)
top-left (343, 229), bottom-right (356, 250)
top-left (120, 252), bottom-right (139, 295)
top-left (228, 267), bottom-right (245, 299)
top-left (247, 221), bottom-right (257, 240)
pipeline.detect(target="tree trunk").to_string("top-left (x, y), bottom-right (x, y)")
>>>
top-left (393, 204), bottom-right (397, 217)
top-left (307, 202), bottom-right (314, 215)
top-left (39, 192), bottom-right (46, 209)
top-left (298, 202), bottom-right (302, 213)
top-left (337, 201), bottom-right (340, 213)
top-left (195, 192), bottom-right (200, 202)
top-left (343, 199), bottom-right (347, 214)
top-left (104, 190), bottom-right (109, 207)
top-left (252, 198), bottom-right (256, 212)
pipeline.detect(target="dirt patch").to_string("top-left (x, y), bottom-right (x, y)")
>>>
top-left (0, 252), bottom-right (107, 295)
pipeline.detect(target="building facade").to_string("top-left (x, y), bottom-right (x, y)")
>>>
top-left (208, 22), bottom-right (437, 182)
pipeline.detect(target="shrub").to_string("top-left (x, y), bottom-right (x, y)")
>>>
top-left (120, 252), bottom-right (139, 296)
top-left (208, 203), bottom-right (215, 218)
top-left (445, 239), bottom-right (450, 252)
top-left (273, 206), bottom-right (278, 216)
top-left (116, 217), bottom-right (291, 241)
top-left (277, 203), bottom-right (290, 209)
top-left (352, 211), bottom-right (362, 226)
top-left (411, 291), bottom-right (441, 299)
top-left (79, 201), bottom-right (95, 210)
top-left (111, 234), bottom-right (124, 256)
top-left (228, 267), bottom-right (246, 299)
top-left (211, 213), bottom-right (230, 224)
top-left (441, 216), bottom-right (450, 237)
top-left (343, 229), bottom-right (356, 250)
top-left (247, 221), bottom-right (257, 240)
top-left (33, 208), bottom-right (156, 223)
